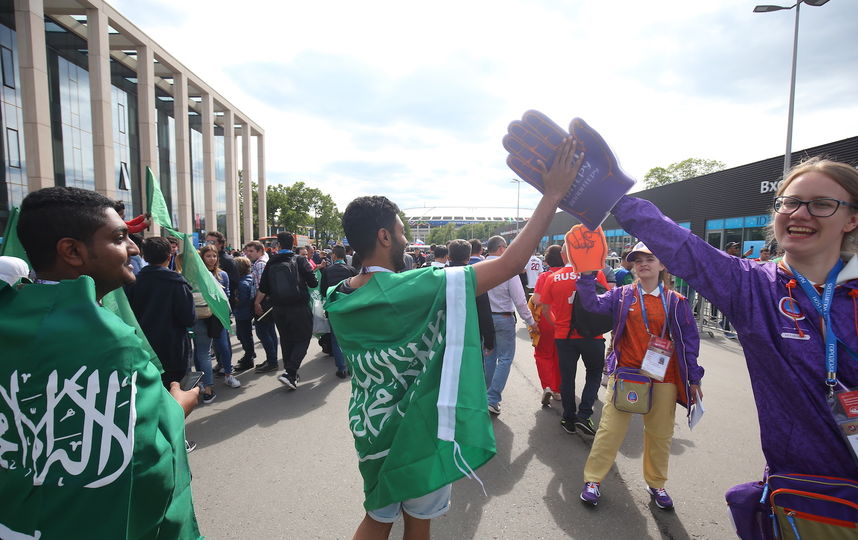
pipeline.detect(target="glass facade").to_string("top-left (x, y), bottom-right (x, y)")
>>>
top-left (214, 131), bottom-right (226, 233)
top-left (705, 214), bottom-right (770, 256)
top-left (0, 12), bottom-right (240, 239)
top-left (0, 19), bottom-right (26, 219)
top-left (190, 125), bottom-right (204, 232)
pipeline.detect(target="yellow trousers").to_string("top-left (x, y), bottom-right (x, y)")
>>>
top-left (583, 376), bottom-right (678, 488)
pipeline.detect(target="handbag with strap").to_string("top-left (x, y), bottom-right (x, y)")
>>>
top-left (612, 367), bottom-right (653, 414)
top-left (193, 291), bottom-right (211, 319)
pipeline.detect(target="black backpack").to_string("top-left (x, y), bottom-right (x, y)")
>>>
top-left (267, 256), bottom-right (308, 306)
top-left (568, 281), bottom-right (613, 338)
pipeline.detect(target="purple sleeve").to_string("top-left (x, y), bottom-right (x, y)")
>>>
top-left (612, 196), bottom-right (761, 327)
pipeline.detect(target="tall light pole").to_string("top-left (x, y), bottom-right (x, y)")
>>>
top-left (754, 0), bottom-right (831, 177)
top-left (510, 178), bottom-right (521, 233)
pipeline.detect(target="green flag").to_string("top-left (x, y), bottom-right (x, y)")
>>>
top-left (0, 276), bottom-right (201, 538)
top-left (164, 226), bottom-right (231, 332)
top-left (145, 166), bottom-right (173, 229)
top-left (325, 265), bottom-right (496, 511)
top-left (0, 206), bottom-right (31, 265)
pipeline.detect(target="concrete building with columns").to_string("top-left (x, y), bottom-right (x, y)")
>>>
top-left (0, 0), bottom-right (267, 247)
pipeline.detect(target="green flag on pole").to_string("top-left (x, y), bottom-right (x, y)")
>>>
top-left (163, 226), bottom-right (231, 332)
top-left (145, 166), bottom-right (173, 229)
top-left (0, 206), bottom-right (30, 264)
top-left (325, 265), bottom-right (496, 511)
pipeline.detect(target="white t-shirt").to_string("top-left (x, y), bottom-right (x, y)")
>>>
top-left (524, 255), bottom-right (542, 289)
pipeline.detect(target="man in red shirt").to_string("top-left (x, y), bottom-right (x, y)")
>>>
top-left (540, 241), bottom-right (609, 436)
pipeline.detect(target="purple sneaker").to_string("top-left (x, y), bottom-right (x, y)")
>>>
top-left (646, 486), bottom-right (674, 509)
top-left (580, 482), bottom-right (601, 506)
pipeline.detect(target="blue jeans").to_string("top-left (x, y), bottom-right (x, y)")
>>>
top-left (193, 318), bottom-right (233, 386)
top-left (484, 313), bottom-right (516, 407)
top-left (331, 331), bottom-right (347, 372)
top-left (255, 318), bottom-right (279, 367)
top-left (236, 317), bottom-right (255, 359)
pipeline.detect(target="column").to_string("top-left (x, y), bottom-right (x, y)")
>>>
top-left (14, 0), bottom-right (53, 191)
top-left (241, 122), bottom-right (253, 244)
top-left (87, 7), bottom-right (114, 198)
top-left (223, 109), bottom-right (238, 245)
top-left (136, 44), bottom-right (158, 234)
top-left (174, 71), bottom-right (192, 233)
top-left (256, 132), bottom-right (267, 239)
top-left (201, 92), bottom-right (216, 233)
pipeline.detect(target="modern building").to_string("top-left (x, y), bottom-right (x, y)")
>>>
top-left (540, 135), bottom-right (858, 255)
top-left (404, 206), bottom-right (533, 243)
top-left (0, 0), bottom-right (266, 247)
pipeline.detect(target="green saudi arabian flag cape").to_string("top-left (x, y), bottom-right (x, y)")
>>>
top-left (0, 277), bottom-right (201, 539)
top-left (325, 265), bottom-right (496, 511)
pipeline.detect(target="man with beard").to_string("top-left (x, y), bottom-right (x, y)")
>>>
top-left (254, 231), bottom-right (317, 389)
top-left (325, 135), bottom-right (584, 539)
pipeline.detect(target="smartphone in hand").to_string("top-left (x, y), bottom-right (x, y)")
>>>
top-left (179, 371), bottom-right (204, 391)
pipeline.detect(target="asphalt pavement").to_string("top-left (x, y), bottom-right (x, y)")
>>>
top-left (187, 324), bottom-right (764, 539)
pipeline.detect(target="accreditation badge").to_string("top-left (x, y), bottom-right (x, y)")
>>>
top-left (830, 389), bottom-right (858, 467)
top-left (640, 335), bottom-right (674, 382)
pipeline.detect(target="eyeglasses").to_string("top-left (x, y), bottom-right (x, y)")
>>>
top-left (773, 196), bottom-right (858, 217)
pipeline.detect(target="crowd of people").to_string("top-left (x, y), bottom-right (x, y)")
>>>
top-left (2, 131), bottom-right (858, 539)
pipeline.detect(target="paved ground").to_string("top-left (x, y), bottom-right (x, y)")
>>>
top-left (187, 325), bottom-right (764, 539)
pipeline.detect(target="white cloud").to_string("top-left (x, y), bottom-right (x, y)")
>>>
top-left (109, 0), bottom-right (858, 213)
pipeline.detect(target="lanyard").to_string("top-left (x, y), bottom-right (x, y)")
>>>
top-left (789, 259), bottom-right (844, 392)
top-left (637, 283), bottom-right (669, 338)
top-left (361, 265), bottom-right (394, 274)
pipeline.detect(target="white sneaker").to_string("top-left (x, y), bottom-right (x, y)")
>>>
top-left (224, 374), bottom-right (241, 388)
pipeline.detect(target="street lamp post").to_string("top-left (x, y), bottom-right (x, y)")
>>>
top-left (510, 178), bottom-right (521, 234)
top-left (754, 0), bottom-right (831, 177)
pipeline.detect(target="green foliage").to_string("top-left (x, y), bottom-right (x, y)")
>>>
top-left (397, 210), bottom-right (412, 242)
top-left (643, 158), bottom-right (726, 188)
top-left (265, 181), bottom-right (343, 245)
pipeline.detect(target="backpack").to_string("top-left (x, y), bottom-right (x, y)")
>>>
top-left (267, 256), bottom-right (308, 306)
top-left (568, 281), bottom-right (613, 338)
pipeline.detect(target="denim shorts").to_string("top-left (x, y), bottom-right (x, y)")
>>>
top-left (367, 484), bottom-right (452, 523)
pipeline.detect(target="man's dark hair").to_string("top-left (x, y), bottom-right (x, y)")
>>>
top-left (277, 231), bottom-right (294, 250)
top-left (433, 245), bottom-right (448, 259)
top-left (486, 235), bottom-right (507, 254)
top-left (342, 196), bottom-right (400, 258)
top-left (142, 237), bottom-right (171, 265)
top-left (448, 239), bottom-right (471, 264)
top-left (112, 199), bottom-right (125, 214)
top-left (129, 233), bottom-right (144, 249)
top-left (244, 240), bottom-right (264, 252)
top-left (18, 186), bottom-right (115, 272)
top-left (469, 239), bottom-right (482, 255)
top-left (206, 230), bottom-right (226, 247)
top-left (167, 236), bottom-right (179, 245)
top-left (332, 244), bottom-right (346, 260)
top-left (544, 244), bottom-right (563, 267)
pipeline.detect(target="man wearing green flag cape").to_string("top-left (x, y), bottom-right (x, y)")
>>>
top-left (0, 186), bottom-right (202, 539)
top-left (326, 136), bottom-right (584, 539)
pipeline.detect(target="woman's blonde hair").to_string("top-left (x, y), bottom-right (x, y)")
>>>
top-left (770, 157), bottom-right (858, 253)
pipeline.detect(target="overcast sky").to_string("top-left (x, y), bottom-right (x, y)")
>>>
top-left (111, 0), bottom-right (858, 215)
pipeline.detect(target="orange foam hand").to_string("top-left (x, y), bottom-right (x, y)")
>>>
top-left (564, 225), bottom-right (608, 273)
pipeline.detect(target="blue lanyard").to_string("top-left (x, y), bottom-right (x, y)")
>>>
top-left (789, 260), bottom-right (844, 391)
top-left (637, 283), bottom-right (669, 338)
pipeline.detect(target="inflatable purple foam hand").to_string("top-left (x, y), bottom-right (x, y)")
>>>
top-left (503, 111), bottom-right (636, 230)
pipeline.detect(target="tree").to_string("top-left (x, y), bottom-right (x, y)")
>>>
top-left (644, 158), bottom-right (726, 189)
top-left (398, 210), bottom-right (412, 243)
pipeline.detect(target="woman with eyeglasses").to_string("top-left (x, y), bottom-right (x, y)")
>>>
top-left (592, 157), bottom-right (858, 511)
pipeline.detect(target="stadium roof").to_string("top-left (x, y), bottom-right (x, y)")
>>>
top-left (403, 206), bottom-right (534, 223)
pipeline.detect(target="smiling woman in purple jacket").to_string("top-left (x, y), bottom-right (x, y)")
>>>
top-left (607, 158), bottom-right (858, 486)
